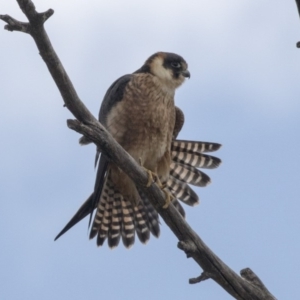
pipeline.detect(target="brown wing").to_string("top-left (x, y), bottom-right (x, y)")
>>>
top-left (173, 106), bottom-right (185, 139)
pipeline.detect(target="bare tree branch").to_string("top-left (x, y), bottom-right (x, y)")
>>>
top-left (241, 268), bottom-right (276, 299)
top-left (1, 1), bottom-right (277, 299)
top-left (295, 0), bottom-right (300, 47)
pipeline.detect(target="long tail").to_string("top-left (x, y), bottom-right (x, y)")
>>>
top-left (89, 171), bottom-right (160, 248)
top-left (54, 140), bottom-right (221, 246)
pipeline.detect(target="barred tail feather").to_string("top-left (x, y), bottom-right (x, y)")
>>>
top-left (89, 178), bottom-right (110, 240)
top-left (90, 172), bottom-right (161, 248)
top-left (56, 137), bottom-right (221, 248)
top-left (108, 194), bottom-right (122, 248)
top-left (137, 188), bottom-right (160, 238)
top-left (170, 161), bottom-right (211, 187)
top-left (96, 194), bottom-right (113, 247)
top-left (167, 176), bottom-right (199, 206)
top-left (121, 199), bottom-right (135, 248)
top-left (172, 150), bottom-right (221, 169)
top-left (134, 203), bottom-right (150, 244)
top-left (172, 140), bottom-right (221, 153)
top-left (89, 174), bottom-right (136, 248)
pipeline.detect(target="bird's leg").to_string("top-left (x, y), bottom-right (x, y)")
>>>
top-left (138, 158), bottom-right (173, 208)
top-left (138, 158), bottom-right (163, 187)
top-left (145, 170), bottom-right (154, 187)
top-left (139, 158), bottom-right (156, 187)
top-left (151, 176), bottom-right (174, 208)
top-left (162, 189), bottom-right (174, 209)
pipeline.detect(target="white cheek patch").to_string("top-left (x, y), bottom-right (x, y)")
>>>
top-left (151, 56), bottom-right (173, 82)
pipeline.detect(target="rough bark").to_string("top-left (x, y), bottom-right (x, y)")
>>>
top-left (0, 1), bottom-right (277, 299)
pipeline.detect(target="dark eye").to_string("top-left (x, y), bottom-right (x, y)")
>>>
top-left (171, 62), bottom-right (181, 68)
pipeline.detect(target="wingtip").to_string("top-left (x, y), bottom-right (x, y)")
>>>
top-left (54, 225), bottom-right (71, 241)
top-left (54, 230), bottom-right (64, 241)
top-left (53, 193), bottom-right (95, 242)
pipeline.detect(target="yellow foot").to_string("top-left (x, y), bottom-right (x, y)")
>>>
top-left (162, 189), bottom-right (175, 209)
top-left (139, 158), bottom-right (160, 188)
top-left (144, 169), bottom-right (154, 187)
top-left (143, 170), bottom-right (166, 188)
top-left (138, 158), bottom-right (172, 207)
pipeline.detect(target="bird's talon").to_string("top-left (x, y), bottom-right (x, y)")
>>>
top-left (145, 169), bottom-right (154, 187)
top-left (159, 182), bottom-right (167, 189)
top-left (162, 189), bottom-right (174, 209)
top-left (153, 175), bottom-right (165, 189)
top-left (139, 158), bottom-right (160, 188)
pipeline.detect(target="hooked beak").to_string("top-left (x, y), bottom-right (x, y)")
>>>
top-left (181, 69), bottom-right (191, 78)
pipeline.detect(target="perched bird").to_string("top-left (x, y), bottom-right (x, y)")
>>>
top-left (55, 52), bottom-right (221, 248)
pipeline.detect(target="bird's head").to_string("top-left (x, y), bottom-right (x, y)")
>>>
top-left (140, 52), bottom-right (190, 89)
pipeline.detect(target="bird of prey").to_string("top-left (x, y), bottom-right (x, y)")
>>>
top-left (55, 52), bottom-right (221, 248)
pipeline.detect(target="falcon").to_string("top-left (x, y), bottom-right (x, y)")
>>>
top-left (55, 52), bottom-right (221, 248)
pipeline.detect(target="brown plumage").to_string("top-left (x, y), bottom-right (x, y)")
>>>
top-left (54, 52), bottom-right (221, 248)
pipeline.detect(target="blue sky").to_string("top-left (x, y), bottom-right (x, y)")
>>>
top-left (1, 0), bottom-right (299, 299)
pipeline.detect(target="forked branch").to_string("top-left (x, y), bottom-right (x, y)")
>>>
top-left (1, 1), bottom-right (276, 299)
